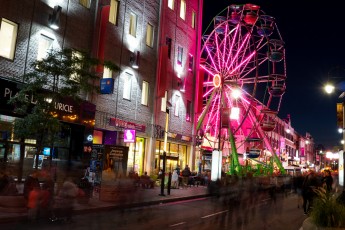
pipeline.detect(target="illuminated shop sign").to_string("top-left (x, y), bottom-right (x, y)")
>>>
top-left (0, 77), bottom-right (95, 126)
top-left (123, 129), bottom-right (136, 143)
top-left (109, 117), bottom-right (146, 132)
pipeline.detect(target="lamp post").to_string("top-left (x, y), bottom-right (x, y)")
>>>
top-left (323, 67), bottom-right (345, 202)
top-left (159, 102), bottom-right (171, 196)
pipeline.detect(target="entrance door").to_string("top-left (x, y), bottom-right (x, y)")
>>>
top-left (161, 156), bottom-right (179, 173)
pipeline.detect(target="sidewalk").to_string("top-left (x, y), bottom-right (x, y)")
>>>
top-left (0, 185), bottom-right (210, 223)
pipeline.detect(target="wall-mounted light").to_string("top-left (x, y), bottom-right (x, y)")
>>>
top-left (130, 51), bottom-right (140, 69)
top-left (48, 5), bottom-right (62, 30)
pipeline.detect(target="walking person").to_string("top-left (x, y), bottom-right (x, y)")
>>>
top-left (322, 170), bottom-right (333, 193)
top-left (181, 165), bottom-right (191, 188)
top-left (302, 170), bottom-right (318, 215)
top-left (27, 185), bottom-right (41, 222)
top-left (171, 170), bottom-right (179, 189)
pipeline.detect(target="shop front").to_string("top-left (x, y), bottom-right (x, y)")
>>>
top-left (155, 132), bottom-right (192, 174)
top-left (0, 77), bottom-right (96, 181)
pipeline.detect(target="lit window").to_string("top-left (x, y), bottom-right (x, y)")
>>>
top-left (141, 81), bottom-right (149, 106)
top-left (161, 91), bottom-right (167, 112)
top-left (186, 100), bottom-right (192, 121)
top-left (37, 34), bottom-right (53, 61)
top-left (188, 54), bottom-right (193, 71)
top-left (109, 0), bottom-right (119, 25)
top-left (180, 0), bottom-right (186, 20)
top-left (103, 67), bottom-right (112, 78)
top-left (129, 13), bottom-right (137, 37)
top-left (191, 11), bottom-right (196, 29)
top-left (79, 0), bottom-right (91, 8)
top-left (168, 0), bottom-right (174, 10)
top-left (123, 73), bottom-right (132, 100)
top-left (146, 23), bottom-right (154, 47)
top-left (174, 95), bottom-right (180, 117)
top-left (166, 37), bottom-right (172, 59)
top-left (71, 50), bottom-right (82, 82)
top-left (0, 18), bottom-right (18, 60)
top-left (177, 46), bottom-right (183, 65)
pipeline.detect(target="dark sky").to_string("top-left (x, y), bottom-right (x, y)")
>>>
top-left (202, 0), bottom-right (345, 149)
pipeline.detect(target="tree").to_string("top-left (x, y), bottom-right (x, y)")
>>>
top-left (8, 48), bottom-right (119, 170)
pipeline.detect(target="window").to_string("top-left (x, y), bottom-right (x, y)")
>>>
top-left (180, 0), bottom-right (186, 20)
top-left (174, 95), bottom-right (180, 117)
top-left (79, 0), bottom-right (91, 8)
top-left (37, 34), bottom-right (53, 61)
top-left (177, 46), bottom-right (183, 65)
top-left (191, 11), bottom-right (196, 29)
top-left (166, 37), bottom-right (172, 59)
top-left (0, 18), bottom-right (18, 60)
top-left (161, 91), bottom-right (167, 112)
top-left (188, 54), bottom-right (194, 71)
top-left (168, 0), bottom-right (174, 10)
top-left (129, 13), bottom-right (137, 37)
top-left (186, 100), bottom-right (192, 121)
top-left (109, 0), bottom-right (119, 25)
top-left (123, 73), bottom-right (132, 100)
top-left (103, 67), bottom-right (112, 78)
top-left (146, 23), bottom-right (154, 47)
top-left (141, 81), bottom-right (149, 106)
top-left (71, 50), bottom-right (82, 82)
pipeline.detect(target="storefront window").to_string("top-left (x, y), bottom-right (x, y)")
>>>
top-left (126, 137), bottom-right (145, 175)
top-left (155, 140), bottom-right (187, 173)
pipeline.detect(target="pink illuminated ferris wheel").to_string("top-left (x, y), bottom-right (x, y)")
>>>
top-left (197, 4), bottom-right (286, 171)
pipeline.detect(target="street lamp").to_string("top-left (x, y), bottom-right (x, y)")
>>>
top-left (159, 101), bottom-right (172, 196)
top-left (322, 67), bottom-right (345, 202)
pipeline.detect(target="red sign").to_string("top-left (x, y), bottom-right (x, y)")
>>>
top-left (109, 117), bottom-right (146, 132)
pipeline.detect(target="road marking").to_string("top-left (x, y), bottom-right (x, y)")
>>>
top-left (201, 210), bottom-right (228, 219)
top-left (169, 222), bottom-right (186, 227)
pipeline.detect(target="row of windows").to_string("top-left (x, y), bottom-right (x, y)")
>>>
top-left (168, 0), bottom-right (196, 29)
top-left (109, 0), bottom-right (154, 47)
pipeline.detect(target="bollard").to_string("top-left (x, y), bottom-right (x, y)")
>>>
top-left (167, 172), bottom-right (172, 195)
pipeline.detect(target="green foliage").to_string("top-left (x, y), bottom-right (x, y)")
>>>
top-left (8, 48), bottom-right (119, 167)
top-left (311, 187), bottom-right (345, 228)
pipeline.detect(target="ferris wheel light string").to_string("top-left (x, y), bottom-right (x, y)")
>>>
top-left (215, 32), bottom-right (223, 71)
top-left (230, 51), bottom-right (256, 75)
top-left (205, 44), bottom-right (220, 73)
top-left (228, 33), bottom-right (250, 70)
top-left (205, 93), bottom-right (220, 131)
top-left (225, 24), bottom-right (240, 67)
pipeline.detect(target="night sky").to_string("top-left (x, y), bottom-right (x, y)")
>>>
top-left (202, 0), bottom-right (345, 149)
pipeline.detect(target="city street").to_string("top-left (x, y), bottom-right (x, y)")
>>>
top-left (0, 191), bottom-right (307, 230)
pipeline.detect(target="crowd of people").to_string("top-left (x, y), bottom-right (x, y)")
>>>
top-left (293, 169), bottom-right (334, 215)
top-left (22, 170), bottom-right (91, 223)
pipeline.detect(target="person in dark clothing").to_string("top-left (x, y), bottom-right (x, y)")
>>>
top-left (293, 173), bottom-right (305, 208)
top-left (302, 170), bottom-right (318, 215)
top-left (23, 170), bottom-right (40, 200)
top-left (181, 165), bottom-right (191, 188)
top-left (323, 170), bottom-right (333, 193)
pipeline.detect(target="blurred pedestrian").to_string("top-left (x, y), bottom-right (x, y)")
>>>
top-left (24, 170), bottom-right (40, 201)
top-left (171, 170), bottom-right (179, 189)
top-left (293, 172), bottom-right (305, 209)
top-left (181, 165), bottom-right (191, 188)
top-left (322, 170), bottom-right (333, 193)
top-left (53, 178), bottom-right (78, 223)
top-left (27, 185), bottom-right (41, 222)
top-left (302, 170), bottom-right (318, 215)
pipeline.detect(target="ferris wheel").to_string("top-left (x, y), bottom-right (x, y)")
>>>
top-left (197, 3), bottom-right (286, 174)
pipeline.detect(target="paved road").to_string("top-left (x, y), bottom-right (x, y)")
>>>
top-left (0, 190), bottom-right (307, 230)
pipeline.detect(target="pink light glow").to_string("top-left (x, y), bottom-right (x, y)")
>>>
top-left (200, 64), bottom-right (216, 76)
top-left (228, 33), bottom-right (250, 71)
top-left (230, 51), bottom-right (256, 75)
top-left (225, 24), bottom-right (240, 68)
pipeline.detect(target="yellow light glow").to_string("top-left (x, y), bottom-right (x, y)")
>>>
top-left (324, 84), bottom-right (335, 94)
